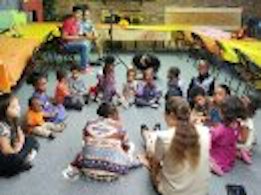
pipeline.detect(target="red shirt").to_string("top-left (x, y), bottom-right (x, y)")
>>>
top-left (62, 16), bottom-right (80, 36)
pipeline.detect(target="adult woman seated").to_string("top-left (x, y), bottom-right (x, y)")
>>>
top-left (141, 97), bottom-right (210, 195)
top-left (0, 96), bottom-right (39, 177)
top-left (63, 103), bottom-right (141, 181)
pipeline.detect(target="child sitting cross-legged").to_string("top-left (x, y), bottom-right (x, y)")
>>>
top-left (165, 66), bottom-right (184, 101)
top-left (32, 75), bottom-right (66, 124)
top-left (26, 97), bottom-right (65, 140)
top-left (210, 96), bottom-right (247, 176)
top-left (189, 86), bottom-right (211, 125)
top-left (68, 66), bottom-right (89, 105)
top-left (122, 68), bottom-right (138, 107)
top-left (236, 95), bottom-right (260, 164)
top-left (55, 70), bottom-right (85, 111)
top-left (135, 67), bottom-right (162, 109)
top-left (89, 56), bottom-right (121, 103)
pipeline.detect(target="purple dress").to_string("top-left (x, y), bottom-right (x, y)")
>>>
top-left (33, 92), bottom-right (66, 124)
top-left (210, 123), bottom-right (237, 172)
top-left (97, 73), bottom-right (117, 102)
top-left (135, 81), bottom-right (161, 106)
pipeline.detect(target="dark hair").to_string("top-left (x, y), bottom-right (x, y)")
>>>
top-left (27, 72), bottom-right (47, 86)
top-left (0, 96), bottom-right (19, 145)
top-left (190, 86), bottom-right (206, 101)
top-left (33, 74), bottom-right (47, 87)
top-left (28, 96), bottom-right (38, 107)
top-left (218, 84), bottom-right (231, 96)
top-left (220, 96), bottom-right (247, 125)
top-left (165, 97), bottom-right (200, 169)
top-left (168, 67), bottom-right (180, 80)
top-left (80, 4), bottom-right (90, 11)
top-left (56, 70), bottom-right (67, 82)
top-left (72, 5), bottom-right (82, 13)
top-left (104, 55), bottom-right (115, 65)
top-left (103, 56), bottom-right (115, 76)
top-left (70, 65), bottom-right (80, 72)
top-left (97, 103), bottom-right (118, 118)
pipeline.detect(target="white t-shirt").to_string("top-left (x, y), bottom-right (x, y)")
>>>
top-left (158, 125), bottom-right (210, 195)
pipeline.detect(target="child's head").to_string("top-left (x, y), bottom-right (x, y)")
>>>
top-left (167, 66), bottom-right (180, 82)
top-left (103, 56), bottom-right (115, 76)
top-left (28, 97), bottom-right (42, 112)
top-left (72, 5), bottom-right (83, 21)
top-left (97, 102), bottom-right (119, 121)
top-left (190, 87), bottom-right (207, 108)
top-left (213, 84), bottom-right (231, 105)
top-left (197, 60), bottom-right (209, 76)
top-left (82, 5), bottom-right (91, 21)
top-left (70, 66), bottom-right (80, 80)
top-left (56, 70), bottom-right (67, 83)
top-left (126, 68), bottom-right (136, 83)
top-left (0, 96), bottom-right (21, 120)
top-left (34, 76), bottom-right (48, 93)
top-left (143, 67), bottom-right (154, 83)
top-left (220, 96), bottom-right (247, 125)
top-left (241, 95), bottom-right (260, 118)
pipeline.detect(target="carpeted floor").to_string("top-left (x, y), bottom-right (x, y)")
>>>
top-left (0, 53), bottom-right (260, 195)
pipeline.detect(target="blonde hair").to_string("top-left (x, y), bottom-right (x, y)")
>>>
top-left (165, 97), bottom-right (200, 169)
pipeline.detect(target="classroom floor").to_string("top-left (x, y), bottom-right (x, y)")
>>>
top-left (0, 53), bottom-right (260, 195)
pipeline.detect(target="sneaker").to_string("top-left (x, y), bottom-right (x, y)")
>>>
top-left (141, 124), bottom-right (149, 132)
top-left (153, 123), bottom-right (161, 131)
top-left (62, 165), bottom-right (80, 181)
top-left (150, 103), bottom-right (159, 109)
top-left (26, 149), bottom-right (38, 163)
top-left (48, 133), bottom-right (56, 140)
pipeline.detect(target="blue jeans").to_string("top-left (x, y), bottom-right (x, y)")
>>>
top-left (64, 40), bottom-right (92, 68)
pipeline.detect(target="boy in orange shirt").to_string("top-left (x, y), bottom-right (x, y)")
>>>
top-left (55, 70), bottom-right (85, 111)
top-left (26, 97), bottom-right (65, 140)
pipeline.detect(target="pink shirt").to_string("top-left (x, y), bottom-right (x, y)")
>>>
top-left (62, 17), bottom-right (80, 37)
top-left (210, 123), bottom-right (237, 172)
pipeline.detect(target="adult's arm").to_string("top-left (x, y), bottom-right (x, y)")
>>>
top-left (62, 31), bottom-right (85, 41)
top-left (0, 136), bottom-right (22, 155)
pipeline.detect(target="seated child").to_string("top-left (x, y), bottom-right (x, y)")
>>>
top-left (237, 95), bottom-right (259, 164)
top-left (62, 103), bottom-right (141, 181)
top-left (187, 60), bottom-right (215, 98)
top-left (135, 67), bottom-right (162, 108)
top-left (32, 75), bottom-right (66, 124)
top-left (165, 66), bottom-right (184, 101)
top-left (68, 66), bottom-right (89, 104)
top-left (122, 68), bottom-right (138, 107)
top-left (210, 96), bottom-right (247, 176)
top-left (26, 97), bottom-right (65, 140)
top-left (55, 70), bottom-right (84, 111)
top-left (89, 56), bottom-right (120, 103)
top-left (209, 84), bottom-right (231, 126)
top-left (189, 86), bottom-right (210, 125)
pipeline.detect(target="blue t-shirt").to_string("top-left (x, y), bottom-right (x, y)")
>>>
top-left (80, 20), bottom-right (94, 35)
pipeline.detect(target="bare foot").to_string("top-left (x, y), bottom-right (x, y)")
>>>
top-left (137, 154), bottom-right (150, 169)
